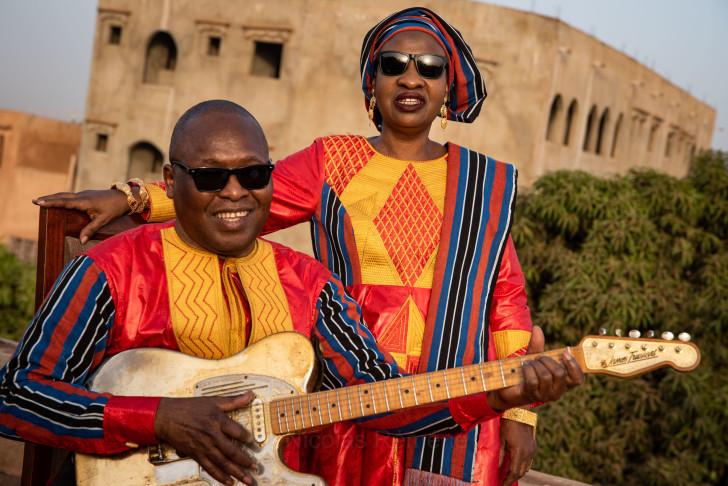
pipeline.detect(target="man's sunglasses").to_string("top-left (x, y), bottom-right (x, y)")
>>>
top-left (171, 161), bottom-right (274, 192)
top-left (377, 51), bottom-right (448, 79)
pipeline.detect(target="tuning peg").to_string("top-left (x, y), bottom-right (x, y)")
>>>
top-left (661, 331), bottom-right (674, 341)
top-left (678, 332), bottom-right (691, 342)
top-left (628, 330), bottom-right (641, 338)
top-left (615, 329), bottom-right (623, 337)
top-left (598, 327), bottom-right (607, 336)
top-left (646, 330), bottom-right (655, 338)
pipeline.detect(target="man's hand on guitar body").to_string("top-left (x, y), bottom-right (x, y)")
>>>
top-left (154, 392), bottom-right (258, 486)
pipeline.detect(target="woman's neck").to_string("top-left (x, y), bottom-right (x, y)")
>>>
top-left (370, 126), bottom-right (446, 161)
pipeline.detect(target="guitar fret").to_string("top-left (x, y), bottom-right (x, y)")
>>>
top-left (275, 401), bottom-right (282, 433)
top-left (283, 399), bottom-right (291, 432)
top-left (371, 385), bottom-right (378, 414)
top-left (303, 395), bottom-right (312, 429)
top-left (479, 365), bottom-right (488, 392)
top-left (460, 368), bottom-right (468, 394)
top-left (316, 392), bottom-right (324, 426)
top-left (357, 386), bottom-right (365, 417)
top-left (326, 390), bottom-right (334, 424)
top-left (444, 373), bottom-right (451, 399)
top-left (396, 380), bottom-right (405, 409)
top-left (292, 397), bottom-right (301, 431)
top-left (499, 361), bottom-right (507, 387)
top-left (345, 386), bottom-right (353, 420)
top-left (411, 377), bottom-right (419, 406)
top-left (336, 389), bottom-right (344, 421)
top-left (425, 373), bottom-right (435, 402)
top-left (382, 380), bottom-right (391, 411)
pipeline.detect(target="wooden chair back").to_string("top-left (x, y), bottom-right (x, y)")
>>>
top-left (22, 207), bottom-right (142, 486)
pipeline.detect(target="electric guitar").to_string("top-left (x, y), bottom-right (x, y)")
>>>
top-left (75, 331), bottom-right (700, 485)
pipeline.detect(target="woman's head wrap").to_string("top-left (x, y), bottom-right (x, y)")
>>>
top-left (360, 7), bottom-right (487, 130)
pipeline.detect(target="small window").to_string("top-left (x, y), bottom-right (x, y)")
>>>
top-left (208, 36), bottom-right (221, 56)
top-left (95, 133), bottom-right (109, 152)
top-left (143, 31), bottom-right (178, 84)
top-left (109, 25), bottom-right (122, 45)
top-left (251, 41), bottom-right (283, 78)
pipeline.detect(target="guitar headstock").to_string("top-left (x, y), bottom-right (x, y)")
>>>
top-left (577, 330), bottom-right (700, 378)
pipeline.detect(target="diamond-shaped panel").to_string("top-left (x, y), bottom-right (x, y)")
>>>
top-left (374, 164), bottom-right (443, 287)
top-left (324, 135), bottom-right (375, 195)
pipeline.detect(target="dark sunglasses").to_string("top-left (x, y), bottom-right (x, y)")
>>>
top-left (377, 51), bottom-right (448, 79)
top-left (171, 160), bottom-right (274, 192)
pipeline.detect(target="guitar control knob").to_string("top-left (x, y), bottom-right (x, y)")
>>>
top-left (598, 327), bottom-right (608, 336)
top-left (628, 330), bottom-right (641, 338)
top-left (678, 332), bottom-right (691, 342)
top-left (615, 329), bottom-right (623, 337)
top-left (661, 331), bottom-right (674, 341)
top-left (646, 330), bottom-right (655, 338)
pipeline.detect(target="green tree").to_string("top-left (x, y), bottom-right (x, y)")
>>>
top-left (0, 245), bottom-right (35, 341)
top-left (513, 151), bottom-right (727, 485)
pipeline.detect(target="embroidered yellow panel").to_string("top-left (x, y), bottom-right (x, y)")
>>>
top-left (161, 228), bottom-right (293, 358)
top-left (339, 152), bottom-right (446, 288)
top-left (162, 227), bottom-right (231, 359)
top-left (233, 240), bottom-right (294, 345)
top-left (376, 296), bottom-right (426, 373)
top-left (492, 329), bottom-right (532, 359)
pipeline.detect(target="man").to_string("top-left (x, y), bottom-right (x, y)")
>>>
top-left (4, 101), bottom-right (582, 485)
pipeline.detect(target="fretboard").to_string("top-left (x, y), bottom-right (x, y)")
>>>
top-left (268, 347), bottom-right (582, 435)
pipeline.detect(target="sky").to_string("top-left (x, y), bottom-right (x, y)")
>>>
top-left (0, 0), bottom-right (726, 150)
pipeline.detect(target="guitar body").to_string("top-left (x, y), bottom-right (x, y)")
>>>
top-left (76, 332), bottom-right (325, 486)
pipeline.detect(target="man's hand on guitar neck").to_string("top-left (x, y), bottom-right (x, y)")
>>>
top-left (487, 350), bottom-right (585, 411)
top-left (154, 392), bottom-right (258, 486)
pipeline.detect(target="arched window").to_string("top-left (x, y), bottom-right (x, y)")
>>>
top-left (545, 94), bottom-right (563, 142)
top-left (610, 113), bottom-right (623, 157)
top-left (595, 108), bottom-right (610, 155)
top-left (563, 99), bottom-right (578, 146)
top-left (583, 105), bottom-right (598, 152)
top-left (143, 31), bottom-right (177, 84)
top-left (128, 141), bottom-right (164, 179)
top-left (665, 132), bottom-right (675, 157)
top-left (647, 122), bottom-right (660, 152)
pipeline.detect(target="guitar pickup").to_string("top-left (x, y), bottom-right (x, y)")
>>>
top-left (251, 398), bottom-right (267, 443)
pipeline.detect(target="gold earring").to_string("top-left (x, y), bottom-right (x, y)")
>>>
top-left (368, 96), bottom-right (376, 123)
top-left (440, 99), bottom-right (448, 129)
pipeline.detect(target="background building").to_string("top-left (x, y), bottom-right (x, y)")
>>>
top-left (0, 110), bottom-right (80, 260)
top-left (74, 0), bottom-right (716, 252)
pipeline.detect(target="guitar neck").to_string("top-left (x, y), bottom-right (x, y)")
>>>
top-left (268, 347), bottom-right (582, 435)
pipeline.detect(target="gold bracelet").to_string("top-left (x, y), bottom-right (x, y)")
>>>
top-left (111, 181), bottom-right (144, 214)
top-left (127, 178), bottom-right (149, 211)
top-left (502, 408), bottom-right (538, 429)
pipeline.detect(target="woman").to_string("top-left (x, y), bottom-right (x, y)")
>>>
top-left (37, 8), bottom-right (548, 486)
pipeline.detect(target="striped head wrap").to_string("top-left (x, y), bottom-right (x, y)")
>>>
top-left (360, 7), bottom-right (487, 130)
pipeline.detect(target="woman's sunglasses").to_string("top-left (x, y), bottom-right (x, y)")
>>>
top-left (171, 161), bottom-right (274, 192)
top-left (377, 51), bottom-right (448, 79)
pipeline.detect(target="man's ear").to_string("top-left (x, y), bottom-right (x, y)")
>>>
top-left (163, 163), bottom-right (175, 198)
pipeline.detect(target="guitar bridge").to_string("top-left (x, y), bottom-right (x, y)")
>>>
top-left (147, 444), bottom-right (166, 464)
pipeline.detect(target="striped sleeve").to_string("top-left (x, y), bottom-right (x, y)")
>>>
top-left (0, 256), bottom-right (159, 454)
top-left (313, 279), bottom-right (499, 437)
